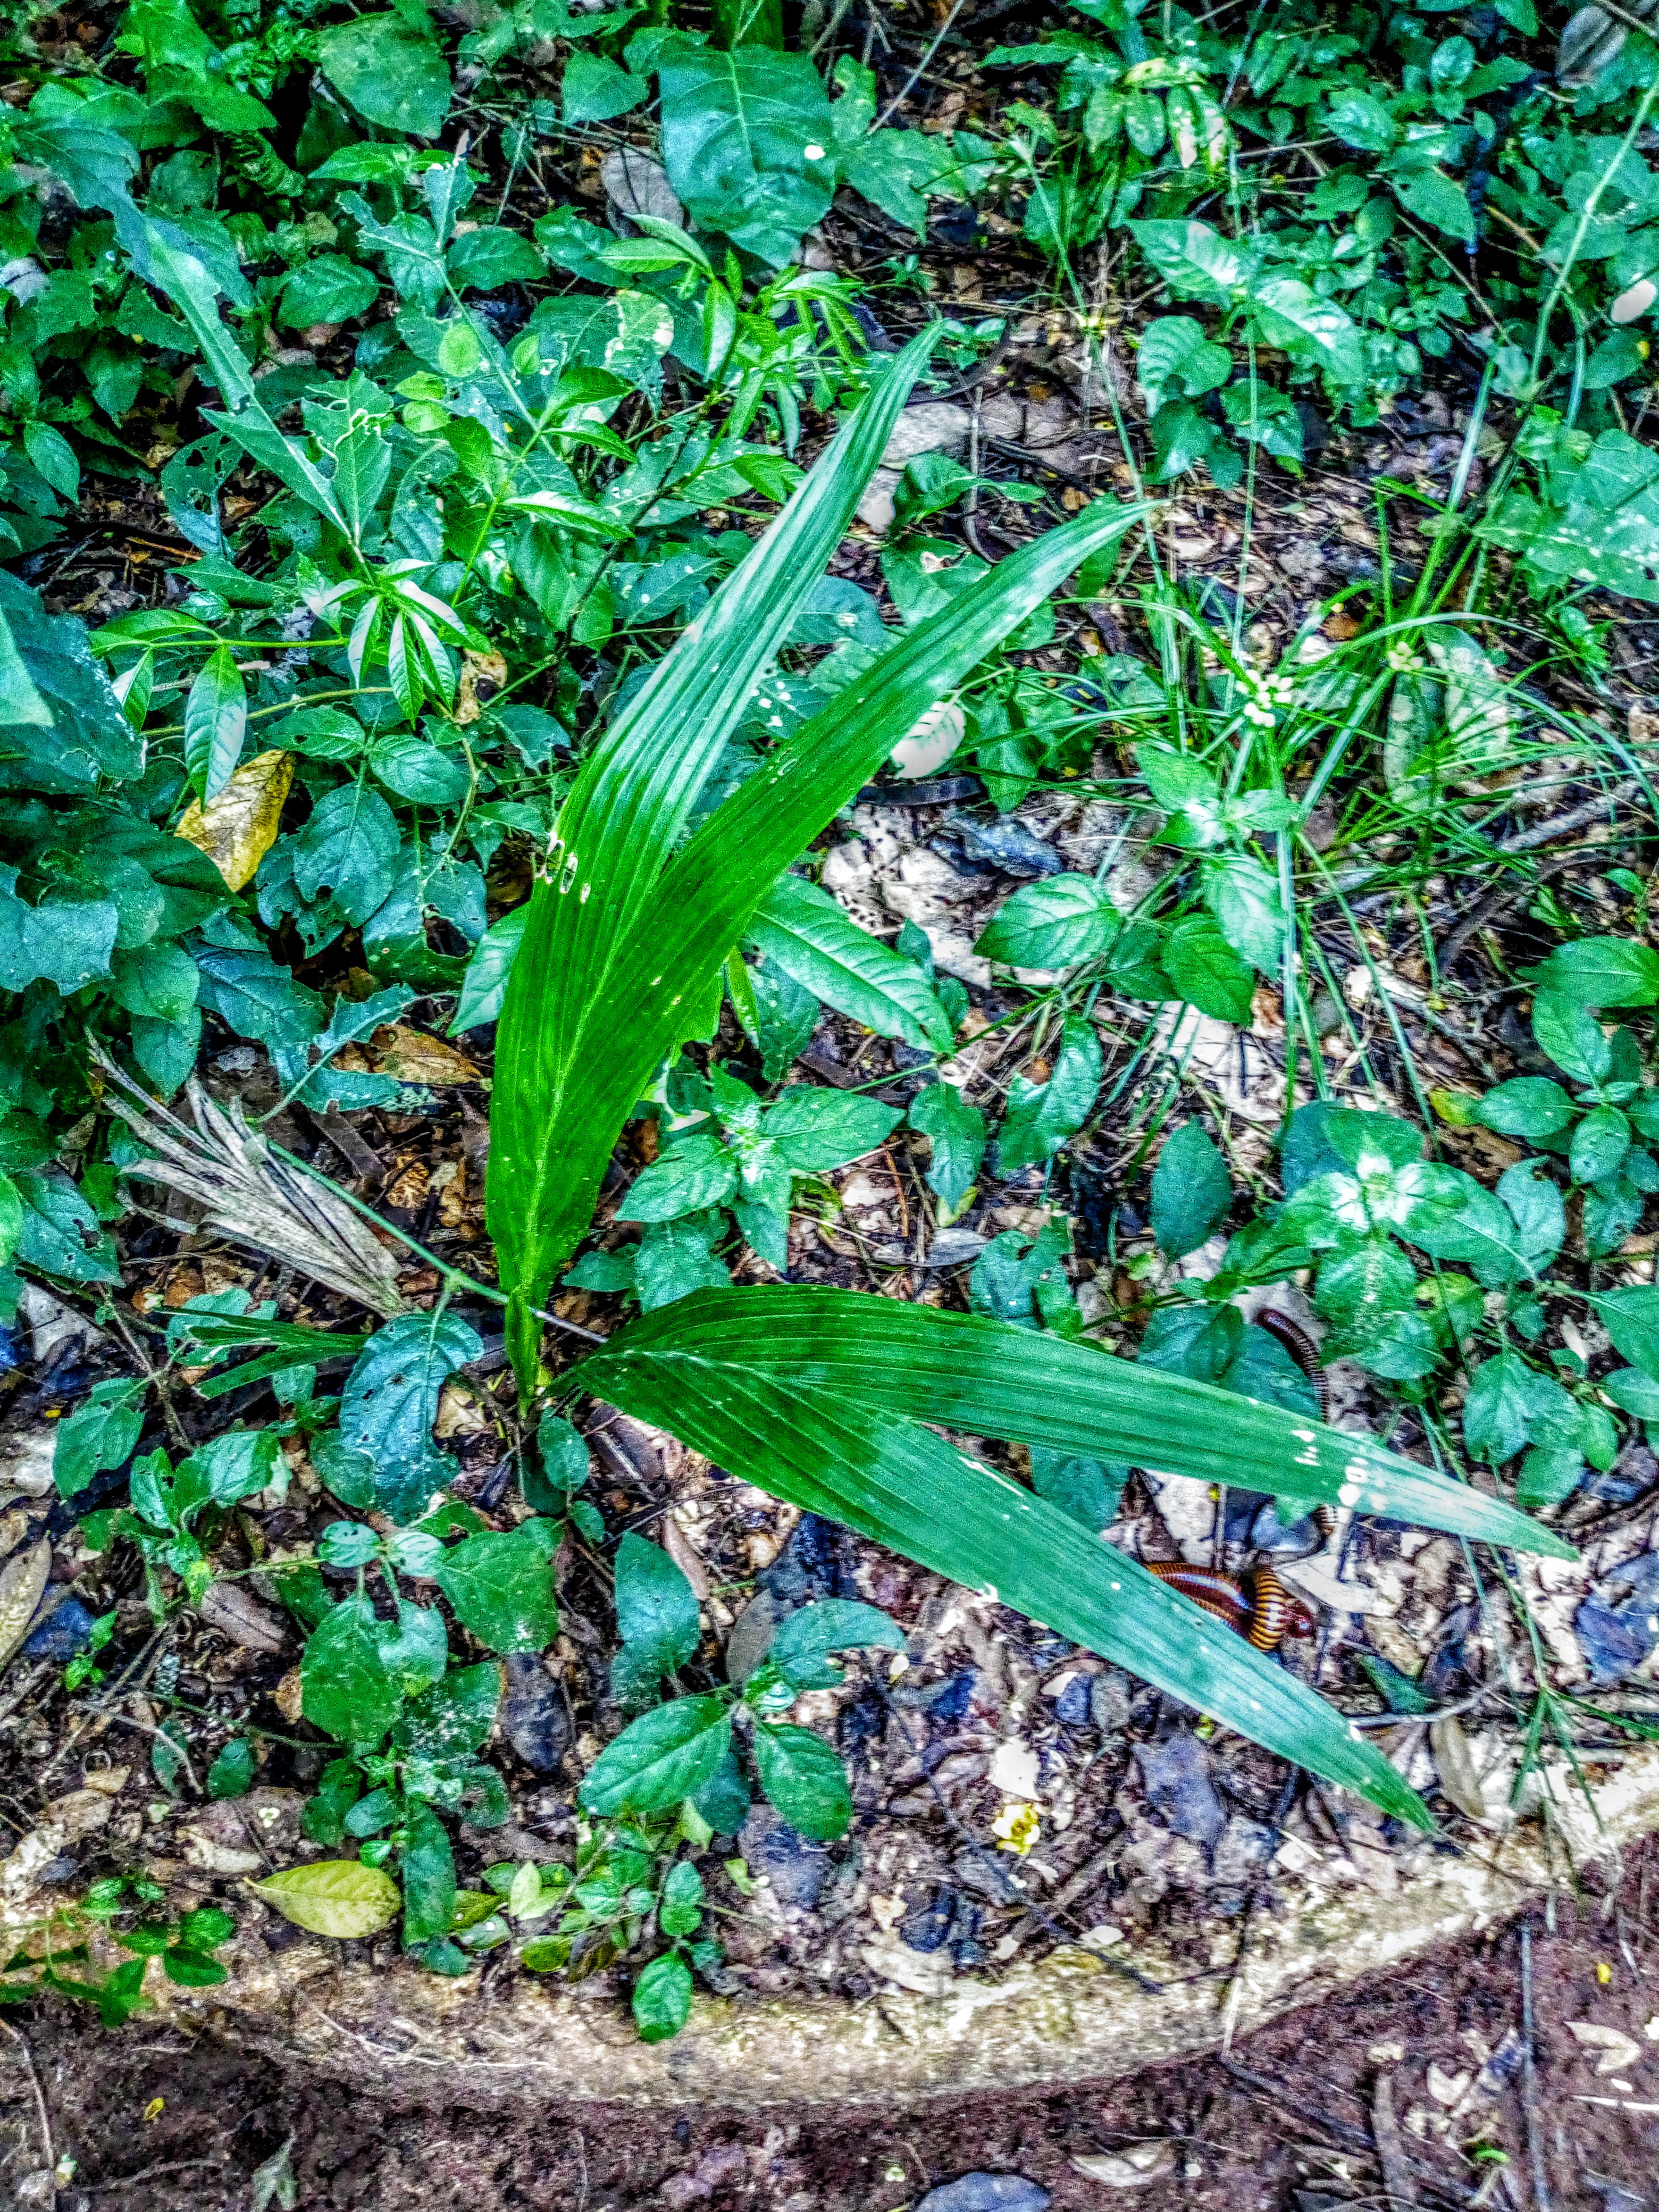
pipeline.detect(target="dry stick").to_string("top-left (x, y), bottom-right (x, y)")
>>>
top-left (1438, 778), bottom-right (1645, 969)
top-left (1521, 1921), bottom-right (1553, 2212)
top-left (871, 0), bottom-right (966, 128)
top-left (0, 2015), bottom-right (55, 2180)
top-left (1372, 2072), bottom-right (1420, 2210)
top-left (82, 2159), bottom-right (224, 2192)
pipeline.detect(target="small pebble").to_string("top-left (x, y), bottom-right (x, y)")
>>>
top-left (21, 1597), bottom-right (96, 1661)
top-left (1090, 1669), bottom-right (1132, 1733)
top-left (739, 1811), bottom-right (830, 1911)
top-left (1576, 1555), bottom-right (1659, 1685)
top-left (1136, 1733), bottom-right (1226, 1852)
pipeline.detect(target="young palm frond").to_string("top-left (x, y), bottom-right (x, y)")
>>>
top-left (97, 1057), bottom-right (405, 1318)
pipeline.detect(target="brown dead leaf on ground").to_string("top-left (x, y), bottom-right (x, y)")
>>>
top-left (456, 647), bottom-right (508, 725)
top-left (371, 1025), bottom-right (482, 1085)
top-left (174, 750), bottom-right (294, 891)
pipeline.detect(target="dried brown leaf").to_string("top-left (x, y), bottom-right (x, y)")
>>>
top-left (175, 749), bottom-right (294, 892)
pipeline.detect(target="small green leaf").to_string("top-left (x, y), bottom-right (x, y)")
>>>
top-left (580, 1696), bottom-right (734, 1816)
top-left (996, 1013), bottom-right (1100, 1172)
top-left (658, 1858), bottom-right (705, 1937)
top-left (614, 1530), bottom-right (701, 1679)
top-left (340, 1310), bottom-right (483, 1523)
top-left (434, 1529), bottom-right (559, 1655)
top-left (632, 1949), bottom-right (693, 2041)
top-left (1530, 936), bottom-right (1659, 1009)
top-left (183, 647), bottom-right (246, 802)
top-left (1150, 1120), bottom-right (1231, 1258)
top-left (908, 1080), bottom-right (986, 1216)
top-left (976, 874), bottom-right (1119, 969)
top-left (301, 1594), bottom-right (403, 1747)
top-left (400, 1799), bottom-right (457, 1945)
top-left (317, 11), bottom-right (451, 136)
top-left (752, 1722), bottom-right (852, 1840)
top-left (206, 1738), bottom-right (257, 1800)
top-left (1162, 913), bottom-right (1254, 1022)
top-left (767, 1598), bottom-right (902, 1690)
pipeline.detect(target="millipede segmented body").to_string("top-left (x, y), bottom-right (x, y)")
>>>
top-left (1144, 1561), bottom-right (1317, 1653)
top-left (1254, 1308), bottom-right (1337, 1543)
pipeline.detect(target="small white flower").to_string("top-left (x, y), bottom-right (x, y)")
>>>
top-left (992, 1802), bottom-right (1041, 1856)
top-left (803, 143), bottom-right (826, 161)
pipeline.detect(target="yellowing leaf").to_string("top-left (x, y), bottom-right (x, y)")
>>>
top-left (372, 1024), bottom-right (482, 1086)
top-left (0, 1538), bottom-right (49, 1671)
top-left (250, 1858), bottom-right (401, 1939)
top-left (175, 749), bottom-right (295, 892)
top-left (455, 648), bottom-right (507, 726)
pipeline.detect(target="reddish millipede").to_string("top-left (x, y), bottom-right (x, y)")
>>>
top-left (1254, 1308), bottom-right (1337, 1543)
top-left (1143, 1561), bottom-right (1317, 1652)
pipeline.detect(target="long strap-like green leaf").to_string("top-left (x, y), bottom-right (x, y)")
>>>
top-left (487, 338), bottom-right (1144, 1382)
top-left (489, 496), bottom-right (1144, 1373)
top-left (586, 1286), bottom-right (1574, 1559)
top-left (488, 336), bottom-right (940, 1378)
top-left (575, 1302), bottom-right (1435, 1824)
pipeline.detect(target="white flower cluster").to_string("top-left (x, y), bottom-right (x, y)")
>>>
top-left (1240, 666), bottom-right (1298, 728)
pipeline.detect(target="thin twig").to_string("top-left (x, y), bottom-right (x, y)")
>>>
top-left (0, 2015), bottom-right (55, 2177)
top-left (83, 2159), bottom-right (224, 2192)
top-left (1521, 1920), bottom-right (1553, 2212)
top-left (872, 0), bottom-right (965, 128)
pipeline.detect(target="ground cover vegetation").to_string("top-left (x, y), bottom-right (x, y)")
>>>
top-left (0, 0), bottom-right (1655, 2066)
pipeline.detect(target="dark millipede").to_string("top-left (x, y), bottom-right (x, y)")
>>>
top-left (1143, 1562), bottom-right (1317, 1653)
top-left (1254, 1308), bottom-right (1338, 1543)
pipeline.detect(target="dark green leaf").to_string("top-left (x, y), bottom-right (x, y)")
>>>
top-left (434, 1528), bottom-right (559, 1653)
top-left (752, 1722), bottom-right (851, 1840)
top-left (317, 13), bottom-right (451, 137)
top-left (301, 1595), bottom-right (402, 1747)
top-left (206, 1738), bottom-right (257, 1800)
top-left (1150, 1120), bottom-right (1231, 1256)
top-left (580, 1696), bottom-right (734, 1816)
top-left (183, 647), bottom-right (246, 803)
top-left (340, 1311), bottom-right (483, 1523)
top-left (632, 1950), bottom-right (693, 2041)
top-left (749, 874), bottom-right (951, 1050)
top-left (976, 874), bottom-right (1119, 969)
top-left (907, 1080), bottom-right (986, 1214)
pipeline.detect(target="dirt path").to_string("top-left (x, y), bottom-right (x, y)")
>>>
top-left (6, 1881), bottom-right (1654, 2210)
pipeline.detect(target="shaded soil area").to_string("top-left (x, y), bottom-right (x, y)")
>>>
top-left (6, 1883), bottom-right (1657, 2210)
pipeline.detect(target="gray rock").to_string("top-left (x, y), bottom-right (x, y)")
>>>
top-left (740, 1811), bottom-right (830, 1911)
top-left (1577, 1553), bottom-right (1659, 1685)
top-left (1250, 1498), bottom-right (1323, 1553)
top-left (917, 2177), bottom-right (1051, 2212)
top-left (1089, 1667), bottom-right (1133, 1734)
top-left (924, 1226), bottom-right (988, 1270)
top-left (500, 1654), bottom-right (570, 1772)
top-left (1136, 1733), bottom-right (1226, 1853)
top-left (900, 1885), bottom-right (958, 1953)
top-left (947, 815), bottom-right (1062, 878)
top-left (1054, 1673), bottom-right (1092, 1727)
top-left (1212, 1814), bottom-right (1275, 1886)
